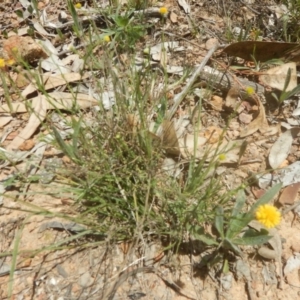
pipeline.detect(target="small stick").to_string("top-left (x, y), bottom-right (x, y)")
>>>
top-left (166, 43), bottom-right (219, 122)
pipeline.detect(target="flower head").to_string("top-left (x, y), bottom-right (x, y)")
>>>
top-left (245, 86), bottom-right (255, 96)
top-left (6, 58), bottom-right (15, 66)
top-left (103, 35), bottom-right (110, 42)
top-left (218, 153), bottom-right (226, 161)
top-left (255, 204), bottom-right (281, 228)
top-left (0, 58), bottom-right (5, 68)
top-left (75, 2), bottom-right (82, 9)
top-left (159, 7), bottom-right (168, 16)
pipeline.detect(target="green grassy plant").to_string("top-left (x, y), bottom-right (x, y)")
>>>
top-left (195, 183), bottom-right (282, 273)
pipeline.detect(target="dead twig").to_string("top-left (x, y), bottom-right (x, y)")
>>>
top-left (166, 43), bottom-right (220, 122)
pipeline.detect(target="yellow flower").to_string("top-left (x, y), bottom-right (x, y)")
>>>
top-left (74, 2), bottom-right (82, 9)
top-left (11, 47), bottom-right (18, 53)
top-left (245, 86), bottom-right (255, 96)
top-left (6, 58), bottom-right (15, 66)
top-left (159, 7), bottom-right (168, 15)
top-left (103, 35), bottom-right (110, 42)
top-left (255, 204), bottom-right (281, 228)
top-left (0, 58), bottom-right (5, 68)
top-left (218, 153), bottom-right (226, 161)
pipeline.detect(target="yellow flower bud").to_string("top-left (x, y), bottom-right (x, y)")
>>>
top-left (159, 7), bottom-right (168, 15)
top-left (103, 35), bottom-right (110, 42)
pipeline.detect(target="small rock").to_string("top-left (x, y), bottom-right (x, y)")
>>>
top-left (220, 272), bottom-right (233, 290)
top-left (210, 95), bottom-right (223, 111)
top-left (79, 272), bottom-right (93, 287)
top-left (239, 112), bottom-right (253, 124)
top-left (18, 139), bottom-right (35, 151)
top-left (286, 269), bottom-right (300, 286)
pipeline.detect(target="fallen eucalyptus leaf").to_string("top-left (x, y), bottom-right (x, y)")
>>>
top-left (278, 182), bottom-right (300, 205)
top-left (223, 41), bottom-right (298, 62)
top-left (258, 161), bottom-right (300, 188)
top-left (259, 62), bottom-right (297, 92)
top-left (240, 95), bottom-right (268, 137)
top-left (269, 128), bottom-right (300, 169)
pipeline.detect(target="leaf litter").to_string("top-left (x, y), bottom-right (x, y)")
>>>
top-left (1, 0), bottom-right (300, 299)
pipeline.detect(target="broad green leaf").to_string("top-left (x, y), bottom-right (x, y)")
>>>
top-left (248, 183), bottom-right (282, 217)
top-left (114, 16), bottom-right (129, 27)
top-left (233, 234), bottom-right (271, 246)
top-left (225, 214), bottom-right (248, 239)
top-left (223, 238), bottom-right (243, 256)
top-left (231, 190), bottom-right (246, 217)
top-left (243, 228), bottom-right (269, 238)
top-left (223, 258), bottom-right (229, 274)
top-left (193, 226), bottom-right (219, 246)
top-left (284, 84), bottom-right (300, 100)
top-left (214, 206), bottom-right (224, 238)
top-left (199, 252), bottom-right (223, 268)
top-left (195, 233), bottom-right (218, 246)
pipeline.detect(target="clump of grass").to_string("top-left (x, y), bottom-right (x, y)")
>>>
top-left (50, 60), bottom-right (236, 249)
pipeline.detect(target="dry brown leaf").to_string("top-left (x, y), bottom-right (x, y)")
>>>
top-left (7, 95), bottom-right (47, 150)
top-left (170, 11), bottom-right (178, 23)
top-left (223, 41), bottom-right (298, 62)
top-left (0, 115), bottom-right (13, 127)
top-left (161, 120), bottom-right (180, 156)
top-left (16, 71), bottom-right (31, 88)
top-left (153, 251), bottom-right (165, 263)
top-left (239, 95), bottom-right (268, 137)
top-left (182, 132), bottom-right (207, 158)
top-left (5, 92), bottom-right (98, 150)
top-left (278, 182), bottom-right (300, 205)
top-left (0, 92), bottom-right (98, 113)
top-left (269, 128), bottom-right (300, 169)
top-left (119, 242), bottom-right (130, 254)
top-left (251, 187), bottom-right (266, 199)
top-left (45, 92), bottom-right (99, 109)
top-left (259, 62), bottom-right (297, 92)
top-left (0, 102), bottom-right (28, 113)
top-left (22, 73), bottom-right (83, 98)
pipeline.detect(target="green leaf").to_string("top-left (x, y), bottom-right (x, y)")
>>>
top-left (194, 226), bottom-right (219, 246)
top-left (225, 190), bottom-right (247, 239)
top-left (196, 233), bottom-right (219, 246)
top-left (214, 206), bottom-right (224, 238)
top-left (243, 228), bottom-right (269, 238)
top-left (114, 15), bottom-right (129, 27)
top-left (231, 189), bottom-right (246, 218)
top-left (233, 234), bottom-right (271, 246)
top-left (199, 252), bottom-right (223, 268)
top-left (248, 183), bottom-right (282, 217)
top-left (52, 126), bottom-right (79, 163)
top-left (283, 84), bottom-right (300, 100)
top-left (225, 214), bottom-right (248, 240)
top-left (223, 258), bottom-right (229, 273)
top-left (283, 67), bottom-right (292, 93)
top-left (223, 238), bottom-right (243, 256)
